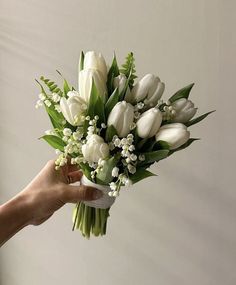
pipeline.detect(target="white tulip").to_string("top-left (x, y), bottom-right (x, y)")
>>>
top-left (137, 108), bottom-right (162, 138)
top-left (171, 98), bottom-right (197, 123)
top-left (83, 51), bottom-right (107, 80)
top-left (113, 74), bottom-right (127, 94)
top-left (107, 101), bottom-right (134, 138)
top-left (155, 123), bottom-right (190, 150)
top-left (60, 95), bottom-right (87, 126)
top-left (82, 134), bottom-right (109, 163)
top-left (125, 74), bottom-right (165, 108)
top-left (79, 68), bottom-right (107, 103)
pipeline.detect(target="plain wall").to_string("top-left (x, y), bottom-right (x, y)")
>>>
top-left (0, 0), bottom-right (235, 284)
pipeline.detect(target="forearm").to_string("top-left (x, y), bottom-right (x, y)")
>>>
top-left (0, 192), bottom-right (31, 247)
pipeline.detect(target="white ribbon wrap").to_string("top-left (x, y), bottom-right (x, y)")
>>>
top-left (78, 175), bottom-right (116, 209)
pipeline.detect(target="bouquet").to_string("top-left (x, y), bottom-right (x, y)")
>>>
top-left (35, 51), bottom-right (214, 238)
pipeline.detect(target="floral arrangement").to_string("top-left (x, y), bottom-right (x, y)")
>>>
top-left (35, 51), bottom-right (214, 238)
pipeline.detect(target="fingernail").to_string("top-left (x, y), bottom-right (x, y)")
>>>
top-left (93, 189), bottom-right (103, 199)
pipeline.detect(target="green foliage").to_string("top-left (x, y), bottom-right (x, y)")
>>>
top-left (105, 124), bottom-right (118, 142)
top-left (40, 76), bottom-right (63, 96)
top-left (107, 54), bottom-right (120, 94)
top-left (185, 110), bottom-right (215, 127)
top-left (79, 51), bottom-right (84, 71)
top-left (96, 154), bottom-right (120, 184)
top-left (139, 149), bottom-right (170, 165)
top-left (120, 52), bottom-right (137, 89)
top-left (169, 138), bottom-right (200, 155)
top-left (87, 79), bottom-right (105, 124)
top-left (56, 70), bottom-right (71, 96)
top-left (169, 83), bottom-right (194, 103)
top-left (129, 168), bottom-right (156, 184)
top-left (105, 88), bottom-right (119, 118)
top-left (40, 135), bottom-right (66, 151)
top-left (79, 162), bottom-right (93, 181)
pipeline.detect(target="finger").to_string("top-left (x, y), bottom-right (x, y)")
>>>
top-left (67, 170), bottom-right (83, 184)
top-left (63, 185), bottom-right (103, 203)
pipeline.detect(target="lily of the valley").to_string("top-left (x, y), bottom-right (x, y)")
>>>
top-left (60, 93), bottom-right (87, 126)
top-left (82, 134), bottom-right (109, 163)
top-left (171, 98), bottom-right (197, 123)
top-left (136, 108), bottom-right (162, 138)
top-left (125, 74), bottom-right (165, 108)
top-left (155, 123), bottom-right (190, 150)
top-left (107, 101), bottom-right (134, 138)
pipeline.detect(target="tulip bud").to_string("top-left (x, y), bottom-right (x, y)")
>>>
top-left (107, 101), bottom-right (134, 138)
top-left (155, 123), bottom-right (190, 150)
top-left (82, 134), bottom-right (109, 163)
top-left (171, 98), bottom-right (197, 123)
top-left (113, 74), bottom-right (127, 94)
top-left (125, 74), bottom-right (165, 108)
top-left (83, 51), bottom-right (107, 80)
top-left (60, 95), bottom-right (87, 126)
top-left (79, 68), bottom-right (107, 103)
top-left (136, 108), bottom-right (162, 138)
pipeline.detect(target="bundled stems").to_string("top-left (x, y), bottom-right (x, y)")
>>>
top-left (72, 202), bottom-right (110, 238)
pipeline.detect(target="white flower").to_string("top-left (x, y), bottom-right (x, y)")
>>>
top-left (113, 74), bottom-right (127, 94)
top-left (82, 134), bottom-right (109, 163)
top-left (83, 51), bottom-right (107, 80)
top-left (111, 167), bottom-right (119, 177)
top-left (128, 164), bottom-right (136, 174)
top-left (54, 104), bottom-right (61, 113)
top-left (109, 182), bottom-right (117, 191)
top-left (60, 95), bottom-right (87, 126)
top-left (78, 68), bottom-right (107, 103)
top-left (155, 123), bottom-right (190, 150)
top-left (44, 99), bottom-right (51, 107)
top-left (125, 74), bottom-right (165, 108)
top-left (63, 128), bottom-right (72, 137)
top-left (171, 98), bottom-right (197, 123)
top-left (39, 93), bottom-right (46, 100)
top-left (136, 107), bottom-right (162, 138)
top-left (52, 93), bottom-right (61, 103)
top-left (107, 101), bottom-right (134, 138)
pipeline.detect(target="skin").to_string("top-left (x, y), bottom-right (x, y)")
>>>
top-left (0, 160), bottom-right (103, 247)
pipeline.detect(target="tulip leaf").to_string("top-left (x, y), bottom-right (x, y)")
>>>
top-left (154, 140), bottom-right (171, 150)
top-left (40, 135), bottom-right (66, 151)
top-left (105, 88), bottom-right (119, 118)
top-left (79, 51), bottom-right (84, 71)
top-left (139, 149), bottom-right (169, 165)
top-left (88, 79), bottom-right (105, 124)
top-left (96, 154), bottom-right (121, 185)
top-left (105, 124), bottom-right (118, 142)
top-left (107, 54), bottom-right (120, 94)
top-left (129, 168), bottom-right (156, 184)
top-left (44, 104), bottom-right (65, 130)
top-left (185, 110), bottom-right (215, 127)
top-left (79, 162), bottom-right (92, 181)
top-left (56, 70), bottom-right (71, 97)
top-left (169, 83), bottom-right (194, 103)
top-left (169, 138), bottom-right (200, 155)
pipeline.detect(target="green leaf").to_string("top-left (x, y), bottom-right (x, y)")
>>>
top-left (139, 149), bottom-right (169, 165)
top-left (105, 124), bottom-right (118, 142)
top-left (107, 53), bottom-right (120, 94)
top-left (105, 88), bottom-right (119, 118)
top-left (40, 135), bottom-right (66, 151)
top-left (169, 83), bottom-right (194, 103)
top-left (185, 110), bottom-right (215, 127)
top-left (45, 104), bottom-right (64, 129)
top-left (79, 51), bottom-right (84, 71)
top-left (40, 76), bottom-right (63, 96)
top-left (96, 154), bottom-right (120, 184)
top-left (120, 52), bottom-right (137, 88)
top-left (56, 70), bottom-right (71, 97)
top-left (79, 162), bottom-right (92, 181)
top-left (129, 168), bottom-right (156, 184)
top-left (169, 138), bottom-right (200, 155)
top-left (154, 140), bottom-right (171, 150)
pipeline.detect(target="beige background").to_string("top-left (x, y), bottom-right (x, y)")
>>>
top-left (0, 0), bottom-right (235, 284)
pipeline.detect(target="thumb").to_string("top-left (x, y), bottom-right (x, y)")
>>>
top-left (63, 185), bottom-right (103, 203)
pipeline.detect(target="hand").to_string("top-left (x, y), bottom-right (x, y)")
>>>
top-left (0, 160), bottom-right (102, 246)
top-left (21, 159), bottom-right (103, 225)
